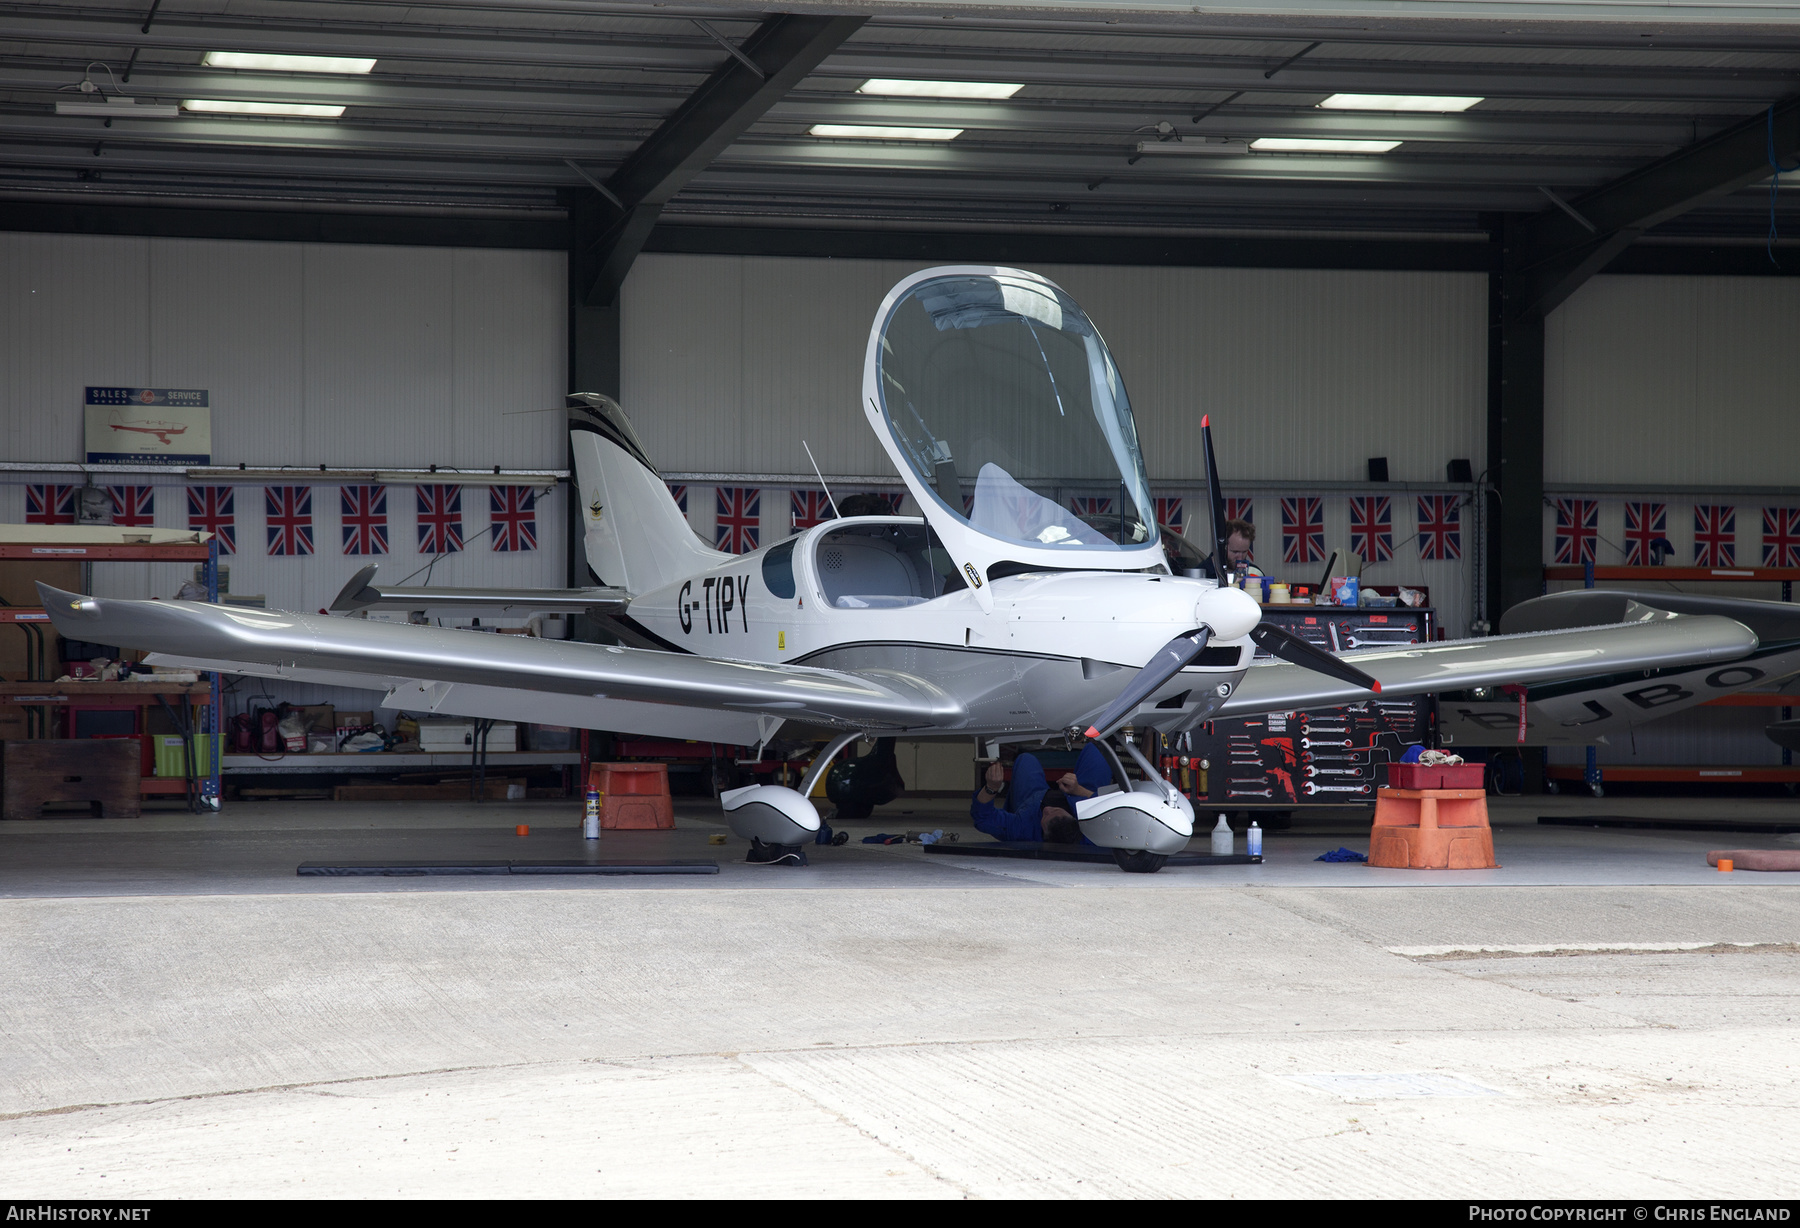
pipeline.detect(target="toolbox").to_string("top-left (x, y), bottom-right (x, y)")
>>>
top-left (1192, 605), bottom-right (1436, 809)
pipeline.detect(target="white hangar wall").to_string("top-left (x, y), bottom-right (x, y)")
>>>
top-left (0, 231), bottom-right (565, 714)
top-left (0, 231), bottom-right (568, 615)
top-left (621, 252), bottom-right (1488, 639)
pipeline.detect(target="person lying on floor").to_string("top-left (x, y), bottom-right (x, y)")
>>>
top-left (972, 752), bottom-right (1093, 844)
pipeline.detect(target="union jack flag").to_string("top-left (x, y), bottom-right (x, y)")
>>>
top-left (790, 489), bottom-right (836, 532)
top-left (264, 486), bottom-right (314, 557)
top-left (108, 485), bottom-right (155, 528)
top-left (417, 484), bottom-right (463, 555)
top-left (1553, 498), bottom-right (1598, 565)
top-left (870, 491), bottom-right (904, 514)
top-left (1071, 495), bottom-right (1114, 519)
top-left (1694, 504), bottom-right (1736, 567)
top-left (667, 483), bottom-right (687, 513)
top-left (340, 485), bottom-right (388, 556)
top-left (963, 492), bottom-right (976, 516)
top-left (1417, 494), bottom-right (1462, 561)
top-left (1348, 495), bottom-right (1393, 563)
top-left (716, 486), bottom-right (761, 554)
top-left (1225, 497), bottom-right (1253, 525)
top-left (26, 485), bottom-right (74, 525)
top-left (1622, 501), bottom-right (1668, 566)
top-left (1764, 507), bottom-right (1800, 568)
top-left (489, 485), bottom-right (537, 553)
top-left (1281, 496), bottom-right (1324, 564)
top-left (1154, 496), bottom-right (1183, 530)
top-left (187, 486), bottom-right (235, 555)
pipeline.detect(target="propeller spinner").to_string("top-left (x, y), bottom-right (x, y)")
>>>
top-left (1083, 416), bottom-right (1381, 739)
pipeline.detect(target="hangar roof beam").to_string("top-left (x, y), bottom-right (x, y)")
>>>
top-left (1508, 94), bottom-right (1800, 321)
top-left (576, 12), bottom-right (866, 308)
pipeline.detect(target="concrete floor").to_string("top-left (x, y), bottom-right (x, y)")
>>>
top-left (2, 793), bottom-right (1798, 1198)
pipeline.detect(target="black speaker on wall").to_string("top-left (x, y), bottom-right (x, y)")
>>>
top-left (1446, 458), bottom-right (1474, 484)
top-left (1366, 457), bottom-right (1389, 482)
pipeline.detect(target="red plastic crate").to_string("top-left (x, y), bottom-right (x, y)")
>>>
top-left (1384, 762), bottom-right (1486, 790)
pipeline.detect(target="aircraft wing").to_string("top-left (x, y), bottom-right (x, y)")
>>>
top-left (1214, 614), bottom-right (1758, 718)
top-left (37, 585), bottom-right (964, 734)
top-left (329, 564), bottom-right (628, 615)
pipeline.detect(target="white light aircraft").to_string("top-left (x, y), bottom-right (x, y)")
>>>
top-left (40, 266), bottom-right (1770, 870)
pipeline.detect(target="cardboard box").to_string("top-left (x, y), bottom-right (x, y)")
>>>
top-left (335, 711), bottom-right (374, 728)
top-left (296, 704), bottom-right (335, 736)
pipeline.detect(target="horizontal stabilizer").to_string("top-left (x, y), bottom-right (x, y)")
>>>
top-left (329, 563), bottom-right (627, 615)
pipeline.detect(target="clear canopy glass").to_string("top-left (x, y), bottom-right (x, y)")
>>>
top-left (876, 272), bottom-right (1155, 552)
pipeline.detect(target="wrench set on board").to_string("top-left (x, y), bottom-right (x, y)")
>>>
top-left (1193, 606), bottom-right (1435, 806)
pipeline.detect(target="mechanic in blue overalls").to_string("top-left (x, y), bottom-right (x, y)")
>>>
top-left (971, 743), bottom-right (1111, 844)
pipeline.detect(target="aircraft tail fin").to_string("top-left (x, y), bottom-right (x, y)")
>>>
top-left (568, 393), bottom-right (726, 596)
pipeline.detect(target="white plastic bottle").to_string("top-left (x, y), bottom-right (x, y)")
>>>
top-left (1247, 821), bottom-right (1263, 858)
top-left (1211, 813), bottom-right (1234, 856)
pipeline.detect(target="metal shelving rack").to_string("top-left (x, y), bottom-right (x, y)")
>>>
top-left (1541, 562), bottom-right (1800, 794)
top-left (1, 534), bottom-right (222, 809)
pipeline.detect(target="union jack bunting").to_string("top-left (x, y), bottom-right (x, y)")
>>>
top-left (1224, 497), bottom-right (1253, 525)
top-left (1764, 507), bottom-right (1800, 568)
top-left (715, 486), bottom-right (761, 554)
top-left (340, 485), bottom-right (388, 556)
top-left (1348, 495), bottom-right (1394, 563)
top-left (1153, 496), bottom-right (1183, 530)
top-left (1553, 498), bottom-right (1599, 565)
top-left (790, 489), bottom-right (836, 532)
top-left (264, 486), bottom-right (314, 557)
top-left (1622, 501), bottom-right (1668, 566)
top-left (667, 483), bottom-right (688, 514)
top-left (25, 484), bottom-right (74, 525)
top-left (1071, 495), bottom-right (1114, 518)
top-left (108, 485), bottom-right (155, 528)
top-left (963, 492), bottom-right (976, 516)
top-left (489, 485), bottom-right (537, 553)
top-left (1416, 494), bottom-right (1462, 561)
top-left (871, 491), bottom-right (904, 514)
top-left (187, 486), bottom-right (235, 555)
top-left (1281, 496), bottom-right (1324, 565)
top-left (1694, 504), bottom-right (1736, 567)
top-left (417, 484), bottom-right (463, 554)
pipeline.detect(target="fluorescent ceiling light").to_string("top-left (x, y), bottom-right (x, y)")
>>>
top-left (1319, 93), bottom-right (1482, 112)
top-left (1251, 137), bottom-right (1401, 153)
top-left (202, 51), bottom-right (376, 74)
top-left (183, 99), bottom-right (347, 118)
top-left (56, 97), bottom-right (179, 118)
top-left (810, 124), bottom-right (962, 140)
top-left (857, 79), bottom-right (1023, 100)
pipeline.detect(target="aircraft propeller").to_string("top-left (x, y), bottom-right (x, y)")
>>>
top-left (1083, 415), bottom-right (1380, 739)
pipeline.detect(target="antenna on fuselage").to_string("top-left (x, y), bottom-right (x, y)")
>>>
top-left (802, 441), bottom-right (840, 517)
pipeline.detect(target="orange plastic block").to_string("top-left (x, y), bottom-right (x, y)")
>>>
top-left (1367, 787), bottom-right (1498, 870)
top-left (586, 762), bottom-right (675, 830)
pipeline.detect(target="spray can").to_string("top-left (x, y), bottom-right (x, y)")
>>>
top-left (1211, 813), bottom-right (1233, 857)
top-left (1247, 820), bottom-right (1263, 858)
top-left (583, 788), bottom-right (601, 840)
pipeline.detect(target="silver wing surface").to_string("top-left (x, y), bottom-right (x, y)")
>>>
top-left (38, 585), bottom-right (964, 737)
top-left (329, 564), bottom-right (628, 616)
top-left (1214, 612), bottom-right (1758, 718)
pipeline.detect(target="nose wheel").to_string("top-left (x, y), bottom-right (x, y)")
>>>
top-left (1111, 848), bottom-right (1168, 874)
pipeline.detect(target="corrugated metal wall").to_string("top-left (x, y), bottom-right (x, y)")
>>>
top-left (0, 232), bottom-right (567, 616)
top-left (0, 232), bottom-right (565, 714)
top-left (1546, 274), bottom-right (1800, 487)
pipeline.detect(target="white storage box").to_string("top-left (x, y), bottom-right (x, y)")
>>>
top-left (417, 719), bottom-right (516, 753)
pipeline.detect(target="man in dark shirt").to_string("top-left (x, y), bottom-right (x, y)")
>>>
top-left (970, 744), bottom-right (1111, 844)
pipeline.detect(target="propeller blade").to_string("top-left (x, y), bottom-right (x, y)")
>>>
top-left (1084, 628), bottom-right (1212, 739)
top-left (1201, 414), bottom-right (1231, 578)
top-left (1249, 623), bottom-right (1383, 693)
